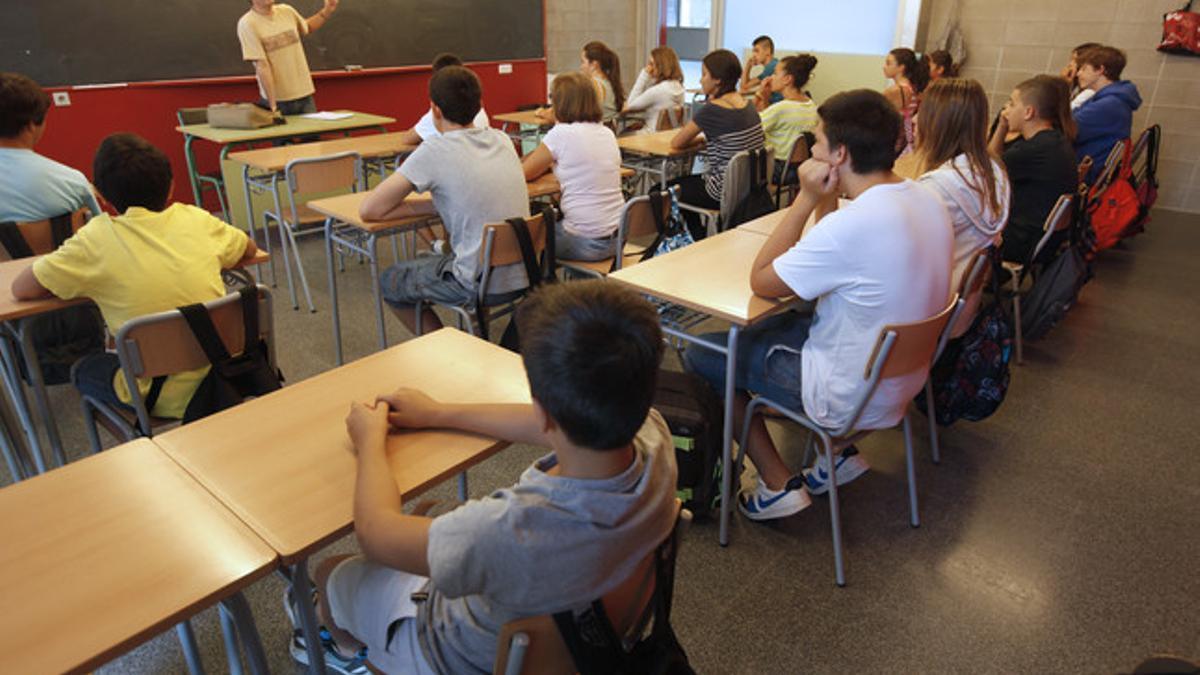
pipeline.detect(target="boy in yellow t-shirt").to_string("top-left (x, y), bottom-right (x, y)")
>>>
top-left (11, 133), bottom-right (258, 419)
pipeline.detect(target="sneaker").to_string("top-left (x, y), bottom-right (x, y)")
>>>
top-left (803, 446), bottom-right (870, 495)
top-left (290, 628), bottom-right (370, 675)
top-left (737, 476), bottom-right (811, 521)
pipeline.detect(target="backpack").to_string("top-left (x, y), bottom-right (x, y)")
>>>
top-left (144, 287), bottom-right (283, 424)
top-left (652, 370), bottom-right (722, 519)
top-left (637, 189), bottom-right (695, 262)
top-left (495, 207), bottom-right (557, 352)
top-left (0, 215), bottom-right (105, 385)
top-left (1021, 240), bottom-right (1090, 342)
top-left (725, 148), bottom-right (776, 229)
top-left (1087, 139), bottom-right (1140, 252)
top-left (915, 253), bottom-right (1013, 425)
top-left (1127, 125), bottom-right (1161, 238)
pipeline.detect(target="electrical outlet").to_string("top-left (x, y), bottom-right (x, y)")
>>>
top-left (498, 63), bottom-right (513, 75)
top-left (52, 92), bottom-right (71, 106)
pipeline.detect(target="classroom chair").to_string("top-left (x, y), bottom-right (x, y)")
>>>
top-left (734, 295), bottom-right (959, 586)
top-left (176, 108), bottom-right (230, 222)
top-left (0, 207), bottom-right (90, 261)
top-left (263, 152), bottom-right (363, 312)
top-left (1129, 125), bottom-right (1160, 186)
top-left (773, 133), bottom-right (813, 209)
top-left (415, 213), bottom-right (548, 342)
top-left (998, 194), bottom-right (1074, 364)
top-left (78, 285), bottom-right (277, 453)
top-left (677, 148), bottom-right (765, 237)
top-left (923, 248), bottom-right (990, 464)
top-left (558, 187), bottom-right (675, 279)
top-left (657, 105), bottom-right (686, 131)
top-left (494, 501), bottom-right (691, 675)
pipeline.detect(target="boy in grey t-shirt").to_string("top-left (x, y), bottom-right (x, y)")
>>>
top-left (290, 281), bottom-right (679, 674)
top-left (360, 65), bottom-right (529, 336)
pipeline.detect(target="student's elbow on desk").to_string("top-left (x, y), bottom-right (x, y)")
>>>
top-left (11, 267), bottom-right (52, 301)
top-left (750, 263), bottom-right (792, 299)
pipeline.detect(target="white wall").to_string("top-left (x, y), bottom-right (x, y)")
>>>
top-left (722, 0), bottom-right (905, 56)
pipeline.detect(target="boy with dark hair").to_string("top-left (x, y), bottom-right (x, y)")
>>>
top-left (11, 133), bottom-right (257, 419)
top-left (300, 280), bottom-right (679, 674)
top-left (740, 35), bottom-right (781, 104)
top-left (399, 53), bottom-right (491, 145)
top-left (685, 89), bottom-right (953, 520)
top-left (361, 66), bottom-right (528, 336)
top-left (0, 72), bottom-right (102, 223)
top-left (1072, 45), bottom-right (1141, 184)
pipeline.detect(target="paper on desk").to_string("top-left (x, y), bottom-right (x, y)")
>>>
top-left (302, 111), bottom-right (354, 120)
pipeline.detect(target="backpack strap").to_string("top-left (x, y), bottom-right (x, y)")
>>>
top-left (0, 222), bottom-right (34, 260)
top-left (142, 375), bottom-right (168, 423)
top-left (178, 300), bottom-right (235, 368)
top-left (505, 217), bottom-right (545, 289)
top-left (237, 286), bottom-right (261, 355)
top-left (539, 205), bottom-right (557, 282)
top-left (632, 190), bottom-right (669, 262)
top-left (49, 212), bottom-right (74, 249)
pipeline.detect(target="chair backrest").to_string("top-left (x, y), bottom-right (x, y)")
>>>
top-left (0, 207), bottom-right (91, 262)
top-left (786, 133), bottom-right (811, 168)
top-left (1092, 139), bottom-right (1127, 192)
top-left (1076, 155), bottom-right (1094, 189)
top-left (1029, 194), bottom-right (1074, 263)
top-left (286, 152), bottom-right (363, 196)
top-left (614, 186), bottom-right (674, 270)
top-left (176, 107), bottom-right (208, 126)
top-left (718, 149), bottom-right (763, 225)
top-left (492, 501), bottom-right (689, 675)
top-left (947, 248), bottom-right (991, 340)
top-left (655, 106), bottom-right (685, 131)
top-left (1129, 125), bottom-right (1159, 186)
top-left (477, 212), bottom-right (549, 299)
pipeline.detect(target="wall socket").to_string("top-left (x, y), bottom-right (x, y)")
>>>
top-left (52, 92), bottom-right (71, 106)
top-left (498, 63), bottom-right (513, 74)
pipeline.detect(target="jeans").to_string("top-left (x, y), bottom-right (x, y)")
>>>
top-left (272, 95), bottom-right (317, 115)
top-left (71, 352), bottom-right (132, 412)
top-left (555, 219), bottom-right (618, 262)
top-left (683, 311), bottom-right (812, 411)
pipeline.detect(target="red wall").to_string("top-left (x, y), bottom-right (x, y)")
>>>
top-left (37, 60), bottom-right (547, 213)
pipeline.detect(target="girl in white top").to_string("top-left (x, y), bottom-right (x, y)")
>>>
top-left (623, 46), bottom-right (686, 134)
top-left (523, 71), bottom-right (625, 262)
top-left (582, 41), bottom-right (625, 124)
top-left (915, 78), bottom-right (1011, 310)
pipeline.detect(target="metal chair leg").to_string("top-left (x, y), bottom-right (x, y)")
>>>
top-left (821, 432), bottom-right (847, 587)
top-left (458, 472), bottom-right (468, 500)
top-left (175, 621), bottom-right (205, 675)
top-left (285, 224), bottom-right (317, 313)
top-left (1013, 294), bottom-right (1024, 365)
top-left (903, 414), bottom-right (920, 528)
top-left (79, 397), bottom-right (104, 455)
top-left (925, 379), bottom-right (940, 465)
top-left (218, 604), bottom-right (244, 675)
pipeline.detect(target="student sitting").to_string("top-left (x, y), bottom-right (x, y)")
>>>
top-left (361, 66), bottom-right (529, 336)
top-left (989, 75), bottom-right (1079, 265)
top-left (11, 134), bottom-right (257, 419)
top-left (623, 46), bottom-right (686, 134)
top-left (398, 53), bottom-right (491, 145)
top-left (927, 50), bottom-right (956, 81)
top-left (882, 48), bottom-right (929, 155)
top-left (301, 280), bottom-right (679, 674)
top-left (581, 41), bottom-right (626, 123)
top-left (0, 72), bottom-right (102, 223)
top-left (915, 78), bottom-right (1010, 295)
top-left (523, 72), bottom-right (624, 262)
top-left (1072, 45), bottom-right (1142, 184)
top-left (684, 90), bottom-right (952, 520)
top-left (739, 35), bottom-right (782, 105)
top-left (669, 49), bottom-right (765, 239)
top-left (758, 54), bottom-right (819, 185)
top-left (1061, 42), bottom-right (1101, 110)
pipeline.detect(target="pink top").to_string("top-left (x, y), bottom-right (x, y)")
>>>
top-left (897, 82), bottom-right (919, 156)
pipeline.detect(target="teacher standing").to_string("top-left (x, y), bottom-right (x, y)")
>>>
top-left (237, 0), bottom-right (339, 115)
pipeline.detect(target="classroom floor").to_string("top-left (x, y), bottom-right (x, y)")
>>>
top-left (6, 208), bottom-right (1198, 674)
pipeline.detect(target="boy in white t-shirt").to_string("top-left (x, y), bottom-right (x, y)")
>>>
top-left (398, 53), bottom-right (491, 145)
top-left (685, 89), bottom-right (953, 521)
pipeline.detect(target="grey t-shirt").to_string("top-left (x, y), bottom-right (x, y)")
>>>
top-left (399, 127), bottom-right (530, 293)
top-left (417, 409), bottom-right (680, 675)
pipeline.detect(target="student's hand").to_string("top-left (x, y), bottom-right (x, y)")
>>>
top-left (323, 0), bottom-right (339, 14)
top-left (377, 388), bottom-right (441, 430)
top-left (346, 401), bottom-right (389, 454)
top-left (797, 158), bottom-right (839, 198)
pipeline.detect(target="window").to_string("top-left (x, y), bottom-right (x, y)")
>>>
top-left (666, 0), bottom-right (711, 29)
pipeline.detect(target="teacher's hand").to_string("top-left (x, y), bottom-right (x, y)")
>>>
top-left (323, 0), bottom-right (339, 14)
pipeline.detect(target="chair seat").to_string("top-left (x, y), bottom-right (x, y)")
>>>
top-left (561, 257), bottom-right (614, 276)
top-left (93, 400), bottom-right (176, 440)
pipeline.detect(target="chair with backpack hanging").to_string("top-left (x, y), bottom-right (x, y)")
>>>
top-left (176, 107), bottom-right (231, 222)
top-left (1125, 124), bottom-right (1161, 238)
top-left (733, 295), bottom-right (959, 586)
top-left (1086, 139), bottom-right (1140, 253)
top-left (998, 194), bottom-right (1075, 364)
top-left (78, 285), bottom-right (281, 453)
top-left (676, 148), bottom-right (771, 237)
top-left (414, 210), bottom-right (553, 346)
top-left (493, 500), bottom-right (694, 675)
top-left (558, 187), bottom-right (676, 279)
top-left (773, 132), bottom-right (813, 209)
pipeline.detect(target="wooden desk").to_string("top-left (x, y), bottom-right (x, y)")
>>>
top-left (176, 110), bottom-right (395, 214)
top-left (610, 229), bottom-right (800, 546)
top-left (155, 327), bottom-right (529, 673)
top-left (227, 131), bottom-right (415, 173)
top-left (0, 439), bottom-right (276, 674)
top-left (738, 198), bottom-right (850, 237)
top-left (494, 110), bottom-right (552, 154)
top-left (617, 129), bottom-right (704, 193)
top-left (493, 110), bottom-right (550, 127)
top-left (0, 252), bottom-right (270, 480)
top-left (894, 151), bottom-right (922, 180)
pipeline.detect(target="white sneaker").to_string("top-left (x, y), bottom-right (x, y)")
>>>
top-left (803, 446), bottom-right (870, 495)
top-left (737, 477), bottom-right (811, 521)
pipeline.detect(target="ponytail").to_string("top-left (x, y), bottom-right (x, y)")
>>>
top-left (583, 41), bottom-right (625, 110)
top-left (890, 47), bottom-right (930, 94)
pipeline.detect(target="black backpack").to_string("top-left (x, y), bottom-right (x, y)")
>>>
top-left (144, 287), bottom-right (283, 424)
top-left (725, 148), bottom-right (777, 229)
top-left (653, 370), bottom-right (722, 519)
top-left (0, 215), bottom-right (105, 385)
top-left (1020, 216), bottom-right (1092, 342)
top-left (495, 207), bottom-right (557, 352)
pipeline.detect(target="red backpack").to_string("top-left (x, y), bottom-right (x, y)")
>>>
top-left (1086, 140), bottom-right (1140, 252)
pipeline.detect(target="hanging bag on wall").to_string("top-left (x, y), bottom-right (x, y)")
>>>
top-left (1158, 1), bottom-right (1200, 56)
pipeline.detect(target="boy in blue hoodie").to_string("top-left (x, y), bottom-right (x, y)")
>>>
top-left (1072, 45), bottom-right (1141, 184)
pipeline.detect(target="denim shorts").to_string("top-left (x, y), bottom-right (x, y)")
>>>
top-left (683, 311), bottom-right (811, 410)
top-left (556, 219), bottom-right (618, 262)
top-left (379, 254), bottom-right (476, 307)
top-left (71, 352), bottom-right (131, 411)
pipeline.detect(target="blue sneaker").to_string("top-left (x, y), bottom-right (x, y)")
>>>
top-left (289, 628), bottom-right (370, 675)
top-left (738, 476), bottom-right (811, 521)
top-left (803, 446), bottom-right (870, 495)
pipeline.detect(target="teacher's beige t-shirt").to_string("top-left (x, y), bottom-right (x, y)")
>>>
top-left (237, 4), bottom-right (315, 103)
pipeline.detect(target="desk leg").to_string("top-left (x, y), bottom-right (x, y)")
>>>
top-left (17, 319), bottom-right (66, 468)
top-left (0, 331), bottom-right (46, 475)
top-left (243, 165), bottom-right (274, 286)
top-left (718, 325), bottom-right (740, 547)
top-left (223, 592), bottom-right (270, 675)
top-left (183, 135), bottom-right (203, 208)
top-left (1, 414), bottom-right (29, 483)
top-left (291, 559), bottom-right (328, 675)
top-left (325, 218), bottom-right (344, 366)
top-left (175, 621), bottom-right (206, 675)
top-left (217, 605), bottom-right (244, 675)
top-left (269, 174), bottom-right (302, 311)
top-left (369, 233), bottom-right (388, 352)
